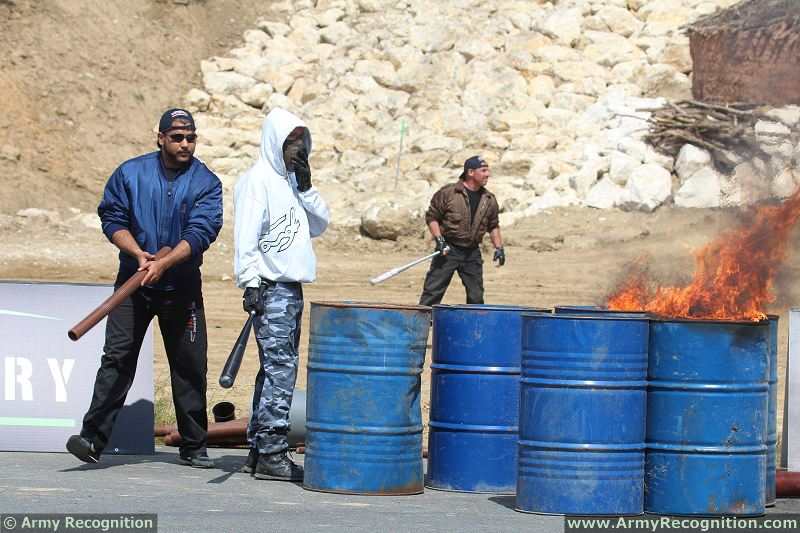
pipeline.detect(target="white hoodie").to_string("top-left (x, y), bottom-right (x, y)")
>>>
top-left (234, 108), bottom-right (330, 288)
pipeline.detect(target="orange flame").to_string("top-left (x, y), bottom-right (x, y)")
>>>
top-left (608, 187), bottom-right (800, 321)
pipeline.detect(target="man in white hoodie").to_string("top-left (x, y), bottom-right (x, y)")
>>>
top-left (234, 108), bottom-right (329, 481)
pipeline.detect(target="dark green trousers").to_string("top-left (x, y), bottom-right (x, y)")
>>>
top-left (419, 246), bottom-right (484, 306)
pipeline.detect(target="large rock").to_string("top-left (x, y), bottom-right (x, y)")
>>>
top-left (755, 120), bottom-right (792, 141)
top-left (639, 0), bottom-right (693, 36)
top-left (537, 8), bottom-right (583, 46)
top-left (640, 63), bottom-right (691, 100)
top-left (184, 89), bottom-right (211, 112)
top-left (528, 75), bottom-right (556, 105)
top-left (674, 144), bottom-right (712, 183)
top-left (585, 177), bottom-right (629, 209)
top-left (203, 71), bottom-right (256, 95)
top-left (240, 83), bottom-right (274, 108)
top-left (257, 20), bottom-right (291, 37)
top-left (772, 167), bottom-right (800, 199)
top-left (622, 163), bottom-right (672, 212)
top-left (608, 150), bottom-right (641, 186)
top-left (360, 202), bottom-right (418, 240)
top-left (730, 161), bottom-right (771, 205)
top-left (407, 23), bottom-right (456, 53)
top-left (320, 22), bottom-right (355, 45)
top-left (765, 106), bottom-right (800, 127)
top-left (654, 36), bottom-right (692, 74)
top-left (499, 151), bottom-right (534, 175)
top-left (674, 167), bottom-right (722, 208)
top-left (569, 157), bottom-right (608, 197)
top-left (583, 31), bottom-right (645, 66)
top-left (354, 60), bottom-right (397, 87)
top-left (594, 5), bottom-right (644, 37)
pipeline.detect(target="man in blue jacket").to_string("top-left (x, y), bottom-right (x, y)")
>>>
top-left (66, 108), bottom-right (223, 468)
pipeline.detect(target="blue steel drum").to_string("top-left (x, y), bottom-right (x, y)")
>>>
top-left (303, 302), bottom-right (431, 495)
top-left (554, 305), bottom-right (650, 318)
top-left (426, 304), bottom-right (545, 493)
top-left (517, 313), bottom-right (649, 515)
top-left (646, 319), bottom-right (769, 516)
top-left (554, 305), bottom-right (607, 313)
top-left (767, 315), bottom-right (779, 507)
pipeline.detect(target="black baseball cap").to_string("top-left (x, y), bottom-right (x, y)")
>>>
top-left (158, 108), bottom-right (196, 133)
top-left (459, 155), bottom-right (488, 180)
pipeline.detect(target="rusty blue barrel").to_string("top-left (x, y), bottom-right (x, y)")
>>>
top-left (426, 304), bottom-right (545, 493)
top-left (517, 313), bottom-right (649, 515)
top-left (554, 305), bottom-right (606, 313)
top-left (303, 302), bottom-right (431, 495)
top-left (554, 306), bottom-right (650, 318)
top-left (646, 318), bottom-right (769, 516)
top-left (767, 315), bottom-right (779, 507)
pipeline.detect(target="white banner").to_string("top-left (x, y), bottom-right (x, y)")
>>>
top-left (0, 281), bottom-right (153, 454)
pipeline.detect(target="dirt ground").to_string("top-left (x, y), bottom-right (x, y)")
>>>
top-left (2, 204), bottom-right (798, 452)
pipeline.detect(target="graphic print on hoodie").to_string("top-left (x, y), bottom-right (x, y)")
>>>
top-left (234, 108), bottom-right (330, 288)
top-left (259, 207), bottom-right (300, 253)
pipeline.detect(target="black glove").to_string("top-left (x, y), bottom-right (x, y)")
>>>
top-left (493, 247), bottom-right (506, 266)
top-left (292, 148), bottom-right (312, 192)
top-left (435, 236), bottom-right (450, 255)
top-left (242, 287), bottom-right (264, 315)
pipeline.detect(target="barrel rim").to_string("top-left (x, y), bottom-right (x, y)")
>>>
top-left (311, 300), bottom-right (431, 312)
top-left (649, 316), bottom-right (769, 326)
top-left (434, 304), bottom-right (549, 312)
top-left (553, 305), bottom-right (651, 316)
top-left (521, 311), bottom-right (650, 322)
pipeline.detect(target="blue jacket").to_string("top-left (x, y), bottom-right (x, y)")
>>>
top-left (98, 152), bottom-right (223, 291)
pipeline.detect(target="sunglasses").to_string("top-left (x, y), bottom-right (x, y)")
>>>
top-left (166, 133), bottom-right (197, 143)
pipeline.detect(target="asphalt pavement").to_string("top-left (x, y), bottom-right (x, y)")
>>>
top-left (1, 448), bottom-right (798, 533)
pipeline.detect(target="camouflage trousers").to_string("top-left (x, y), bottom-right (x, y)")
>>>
top-left (247, 280), bottom-right (304, 455)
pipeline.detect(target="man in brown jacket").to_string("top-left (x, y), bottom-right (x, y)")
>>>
top-left (418, 156), bottom-right (505, 306)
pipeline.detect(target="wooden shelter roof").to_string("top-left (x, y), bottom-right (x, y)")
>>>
top-left (689, 0), bottom-right (800, 33)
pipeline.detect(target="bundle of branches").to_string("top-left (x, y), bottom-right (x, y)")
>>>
top-left (642, 100), bottom-right (774, 174)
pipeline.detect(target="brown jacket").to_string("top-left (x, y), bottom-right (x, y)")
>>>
top-left (424, 181), bottom-right (500, 249)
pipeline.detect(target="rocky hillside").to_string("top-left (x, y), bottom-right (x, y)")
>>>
top-left (184, 0), bottom-right (799, 238)
top-left (2, 0), bottom-right (798, 239)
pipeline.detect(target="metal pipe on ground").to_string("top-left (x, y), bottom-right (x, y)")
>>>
top-left (161, 392), bottom-right (307, 448)
top-left (777, 471), bottom-right (800, 498)
top-left (154, 424), bottom-right (176, 438)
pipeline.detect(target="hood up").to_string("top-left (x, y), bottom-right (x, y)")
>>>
top-left (259, 108), bottom-right (312, 178)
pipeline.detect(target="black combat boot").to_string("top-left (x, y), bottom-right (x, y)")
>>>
top-left (177, 450), bottom-right (215, 468)
top-left (240, 448), bottom-right (259, 474)
top-left (253, 451), bottom-right (304, 481)
top-left (66, 435), bottom-right (100, 464)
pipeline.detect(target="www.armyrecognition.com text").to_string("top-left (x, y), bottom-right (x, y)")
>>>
top-left (564, 514), bottom-right (800, 533)
top-left (0, 514), bottom-right (156, 533)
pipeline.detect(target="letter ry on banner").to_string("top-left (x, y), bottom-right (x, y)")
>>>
top-left (0, 281), bottom-right (154, 454)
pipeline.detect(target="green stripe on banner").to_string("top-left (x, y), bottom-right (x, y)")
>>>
top-left (0, 417), bottom-right (76, 428)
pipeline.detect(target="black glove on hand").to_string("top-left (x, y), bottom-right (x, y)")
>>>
top-left (493, 247), bottom-right (506, 267)
top-left (242, 287), bottom-right (264, 315)
top-left (293, 148), bottom-right (312, 192)
top-left (435, 236), bottom-right (450, 255)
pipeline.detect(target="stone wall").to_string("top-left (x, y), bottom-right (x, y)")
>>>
top-left (183, 0), bottom-right (799, 238)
